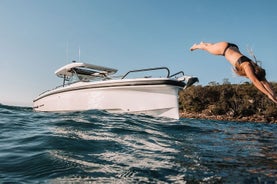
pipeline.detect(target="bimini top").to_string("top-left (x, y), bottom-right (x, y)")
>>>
top-left (55, 62), bottom-right (118, 78)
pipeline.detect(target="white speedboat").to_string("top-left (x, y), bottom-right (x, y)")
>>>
top-left (33, 62), bottom-right (198, 119)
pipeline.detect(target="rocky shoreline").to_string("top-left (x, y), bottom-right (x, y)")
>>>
top-left (180, 111), bottom-right (277, 124)
top-left (178, 83), bottom-right (277, 124)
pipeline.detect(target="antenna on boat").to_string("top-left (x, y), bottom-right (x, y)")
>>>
top-left (66, 41), bottom-right (69, 63)
top-left (78, 46), bottom-right (81, 62)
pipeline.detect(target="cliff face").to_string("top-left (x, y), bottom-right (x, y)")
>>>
top-left (179, 83), bottom-right (277, 123)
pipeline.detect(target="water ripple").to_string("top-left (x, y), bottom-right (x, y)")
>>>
top-left (0, 104), bottom-right (276, 183)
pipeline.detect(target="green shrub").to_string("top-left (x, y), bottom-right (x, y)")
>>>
top-left (179, 82), bottom-right (277, 121)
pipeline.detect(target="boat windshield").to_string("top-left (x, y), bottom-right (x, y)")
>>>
top-left (68, 72), bottom-right (81, 83)
top-left (65, 68), bottom-right (111, 85)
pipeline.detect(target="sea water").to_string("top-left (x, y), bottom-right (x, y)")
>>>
top-left (0, 104), bottom-right (276, 183)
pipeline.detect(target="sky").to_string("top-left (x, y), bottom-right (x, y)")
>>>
top-left (1, 0), bottom-right (277, 106)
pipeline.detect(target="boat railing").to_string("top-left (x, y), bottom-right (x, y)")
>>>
top-left (169, 71), bottom-right (185, 79)
top-left (37, 90), bottom-right (51, 97)
top-left (36, 67), bottom-right (188, 97)
top-left (37, 83), bottom-right (69, 97)
top-left (121, 67), bottom-right (170, 79)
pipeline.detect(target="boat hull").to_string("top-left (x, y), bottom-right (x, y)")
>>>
top-left (33, 79), bottom-right (184, 119)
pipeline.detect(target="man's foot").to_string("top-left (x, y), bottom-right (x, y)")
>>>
top-left (190, 43), bottom-right (198, 51)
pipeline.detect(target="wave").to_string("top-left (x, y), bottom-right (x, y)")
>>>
top-left (0, 105), bottom-right (276, 183)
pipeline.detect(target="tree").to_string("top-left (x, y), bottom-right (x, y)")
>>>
top-left (179, 82), bottom-right (277, 123)
top-left (223, 78), bottom-right (231, 85)
top-left (208, 81), bottom-right (219, 86)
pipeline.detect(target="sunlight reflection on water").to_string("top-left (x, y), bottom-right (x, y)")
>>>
top-left (0, 105), bottom-right (276, 183)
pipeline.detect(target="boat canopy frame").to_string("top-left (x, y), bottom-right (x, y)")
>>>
top-left (55, 62), bottom-right (118, 79)
top-left (54, 62), bottom-right (191, 87)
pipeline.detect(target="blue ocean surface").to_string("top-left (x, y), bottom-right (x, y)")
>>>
top-left (0, 104), bottom-right (276, 183)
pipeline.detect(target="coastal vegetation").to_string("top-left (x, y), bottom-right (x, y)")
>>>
top-left (179, 81), bottom-right (277, 123)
